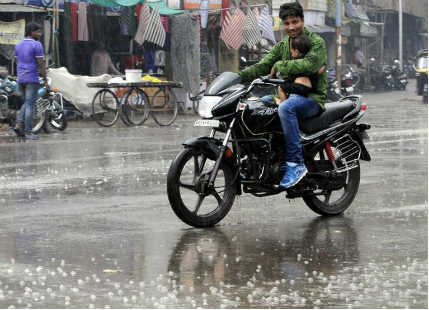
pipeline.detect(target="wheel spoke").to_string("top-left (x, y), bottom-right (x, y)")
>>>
top-left (179, 182), bottom-right (195, 191)
top-left (199, 155), bottom-right (207, 175)
top-left (193, 155), bottom-right (200, 183)
top-left (324, 192), bottom-right (332, 204)
top-left (193, 195), bottom-right (205, 214)
top-left (210, 190), bottom-right (223, 205)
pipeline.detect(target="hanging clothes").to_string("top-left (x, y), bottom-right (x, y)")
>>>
top-left (200, 0), bottom-right (209, 29)
top-left (142, 7), bottom-right (166, 47)
top-left (258, 5), bottom-right (276, 43)
top-left (171, 13), bottom-right (200, 95)
top-left (221, 0), bottom-right (230, 24)
top-left (243, 7), bottom-right (262, 48)
top-left (43, 19), bottom-right (51, 55)
top-left (135, 3), bottom-right (151, 45)
top-left (120, 6), bottom-right (137, 37)
top-left (88, 3), bottom-right (106, 42)
top-left (78, 1), bottom-right (89, 41)
top-left (160, 17), bottom-right (169, 33)
top-left (220, 8), bottom-right (246, 50)
top-left (154, 50), bottom-right (166, 67)
top-left (71, 0), bottom-right (78, 41)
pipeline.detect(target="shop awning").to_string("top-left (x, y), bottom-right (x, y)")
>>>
top-left (88, 0), bottom-right (184, 15)
top-left (305, 24), bottom-right (335, 34)
top-left (147, 0), bottom-right (183, 15)
top-left (0, 4), bottom-right (47, 12)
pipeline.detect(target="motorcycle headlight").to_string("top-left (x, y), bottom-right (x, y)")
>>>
top-left (198, 96), bottom-right (222, 118)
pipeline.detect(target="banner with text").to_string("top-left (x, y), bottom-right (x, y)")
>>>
top-left (0, 19), bottom-right (25, 45)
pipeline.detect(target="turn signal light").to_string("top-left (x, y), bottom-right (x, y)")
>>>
top-left (51, 88), bottom-right (58, 92)
top-left (225, 147), bottom-right (233, 158)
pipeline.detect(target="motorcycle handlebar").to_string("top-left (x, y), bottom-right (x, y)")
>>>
top-left (261, 77), bottom-right (285, 85)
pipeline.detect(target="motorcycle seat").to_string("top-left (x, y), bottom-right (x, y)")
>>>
top-left (300, 100), bottom-right (356, 135)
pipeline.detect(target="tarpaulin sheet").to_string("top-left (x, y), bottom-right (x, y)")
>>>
top-left (47, 67), bottom-right (112, 116)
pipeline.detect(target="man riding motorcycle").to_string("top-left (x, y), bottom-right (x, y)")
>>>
top-left (238, 2), bottom-right (327, 188)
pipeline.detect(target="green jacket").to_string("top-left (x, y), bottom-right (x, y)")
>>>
top-left (238, 28), bottom-right (328, 110)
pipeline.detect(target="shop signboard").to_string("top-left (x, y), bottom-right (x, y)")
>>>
top-left (184, 0), bottom-right (221, 10)
top-left (0, 19), bottom-right (25, 45)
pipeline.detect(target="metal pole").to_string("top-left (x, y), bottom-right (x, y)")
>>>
top-left (399, 0), bottom-right (403, 71)
top-left (336, 0), bottom-right (342, 88)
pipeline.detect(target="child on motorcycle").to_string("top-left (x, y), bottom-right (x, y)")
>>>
top-left (274, 34), bottom-right (324, 104)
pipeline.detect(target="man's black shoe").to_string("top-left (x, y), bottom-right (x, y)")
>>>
top-left (11, 127), bottom-right (25, 137)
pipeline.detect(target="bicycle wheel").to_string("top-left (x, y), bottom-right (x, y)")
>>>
top-left (121, 87), bottom-right (150, 126)
top-left (150, 88), bottom-right (178, 126)
top-left (91, 89), bottom-right (119, 127)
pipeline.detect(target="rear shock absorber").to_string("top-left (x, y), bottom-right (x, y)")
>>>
top-left (324, 141), bottom-right (338, 170)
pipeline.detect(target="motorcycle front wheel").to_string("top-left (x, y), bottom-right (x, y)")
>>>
top-left (303, 146), bottom-right (360, 216)
top-left (32, 111), bottom-right (47, 134)
top-left (167, 147), bottom-right (237, 228)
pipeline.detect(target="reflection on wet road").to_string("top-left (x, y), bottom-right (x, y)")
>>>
top-left (0, 100), bottom-right (427, 308)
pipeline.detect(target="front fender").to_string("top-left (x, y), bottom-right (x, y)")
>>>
top-left (183, 136), bottom-right (222, 161)
top-left (183, 136), bottom-right (236, 167)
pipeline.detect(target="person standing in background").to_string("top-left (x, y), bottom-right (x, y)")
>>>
top-left (13, 22), bottom-right (47, 140)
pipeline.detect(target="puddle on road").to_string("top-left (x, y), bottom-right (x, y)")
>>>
top-left (0, 214), bottom-right (427, 309)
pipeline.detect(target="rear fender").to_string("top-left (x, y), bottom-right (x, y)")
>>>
top-left (352, 124), bottom-right (371, 161)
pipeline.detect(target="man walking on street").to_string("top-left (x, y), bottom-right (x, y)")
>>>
top-left (238, 2), bottom-right (327, 188)
top-left (13, 22), bottom-right (47, 139)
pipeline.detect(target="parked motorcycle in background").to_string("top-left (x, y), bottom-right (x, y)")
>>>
top-left (0, 74), bottom-right (67, 133)
top-left (0, 73), bottom-right (21, 126)
top-left (368, 58), bottom-right (394, 90)
top-left (391, 59), bottom-right (408, 90)
top-left (34, 78), bottom-right (68, 133)
top-left (326, 65), bottom-right (359, 102)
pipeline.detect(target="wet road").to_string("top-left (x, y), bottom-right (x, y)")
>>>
top-left (0, 83), bottom-right (427, 308)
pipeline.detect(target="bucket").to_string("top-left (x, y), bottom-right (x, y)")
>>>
top-left (125, 69), bottom-right (142, 82)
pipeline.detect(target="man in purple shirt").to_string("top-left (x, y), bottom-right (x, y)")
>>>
top-left (13, 22), bottom-right (47, 139)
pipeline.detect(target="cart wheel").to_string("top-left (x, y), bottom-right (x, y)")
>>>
top-left (121, 87), bottom-right (150, 126)
top-left (150, 88), bottom-right (178, 126)
top-left (91, 89), bottom-right (119, 127)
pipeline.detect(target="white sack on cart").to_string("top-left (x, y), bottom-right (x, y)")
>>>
top-left (47, 67), bottom-right (112, 117)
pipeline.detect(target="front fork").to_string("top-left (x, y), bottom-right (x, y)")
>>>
top-left (208, 118), bottom-right (236, 187)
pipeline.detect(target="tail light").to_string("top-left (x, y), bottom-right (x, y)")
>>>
top-left (360, 103), bottom-right (368, 111)
top-left (343, 79), bottom-right (353, 87)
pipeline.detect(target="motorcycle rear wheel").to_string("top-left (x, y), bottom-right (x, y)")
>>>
top-left (167, 148), bottom-right (237, 228)
top-left (303, 147), bottom-right (360, 216)
top-left (49, 111), bottom-right (68, 131)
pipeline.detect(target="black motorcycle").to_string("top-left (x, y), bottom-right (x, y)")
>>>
top-left (167, 72), bottom-right (371, 228)
top-left (391, 60), bottom-right (408, 90)
top-left (368, 59), bottom-right (396, 91)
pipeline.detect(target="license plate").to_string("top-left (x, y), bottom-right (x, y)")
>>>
top-left (194, 119), bottom-right (220, 127)
top-left (346, 87), bottom-right (354, 93)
